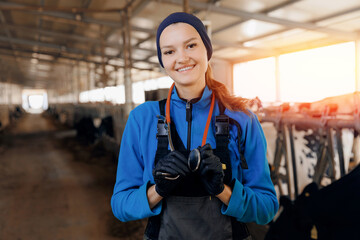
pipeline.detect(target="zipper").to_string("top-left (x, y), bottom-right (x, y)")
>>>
top-left (186, 101), bottom-right (192, 150)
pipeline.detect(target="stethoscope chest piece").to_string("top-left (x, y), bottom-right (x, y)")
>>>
top-left (188, 148), bottom-right (201, 172)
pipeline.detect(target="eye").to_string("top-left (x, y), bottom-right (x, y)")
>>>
top-left (163, 50), bottom-right (174, 55)
top-left (187, 43), bottom-right (197, 49)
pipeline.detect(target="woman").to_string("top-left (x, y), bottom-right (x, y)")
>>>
top-left (111, 12), bottom-right (278, 240)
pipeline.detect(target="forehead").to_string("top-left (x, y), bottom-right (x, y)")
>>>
top-left (159, 22), bottom-right (201, 47)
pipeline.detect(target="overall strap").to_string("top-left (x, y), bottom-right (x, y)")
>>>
top-left (145, 99), bottom-right (168, 240)
top-left (159, 98), bottom-right (166, 116)
top-left (216, 100), bottom-right (248, 170)
top-left (155, 99), bottom-right (169, 165)
top-left (229, 118), bottom-right (248, 169)
top-left (217, 101), bottom-right (250, 240)
top-left (215, 101), bottom-right (232, 184)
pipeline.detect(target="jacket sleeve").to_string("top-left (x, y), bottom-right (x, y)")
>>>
top-left (111, 111), bottom-right (161, 222)
top-left (222, 112), bottom-right (279, 224)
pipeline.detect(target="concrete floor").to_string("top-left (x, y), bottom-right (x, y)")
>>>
top-left (0, 113), bottom-right (145, 240)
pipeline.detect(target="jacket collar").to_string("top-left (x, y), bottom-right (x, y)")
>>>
top-left (171, 85), bottom-right (213, 109)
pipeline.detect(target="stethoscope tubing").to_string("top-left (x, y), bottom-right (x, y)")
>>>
top-left (160, 83), bottom-right (214, 180)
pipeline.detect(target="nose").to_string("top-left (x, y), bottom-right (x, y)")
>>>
top-left (177, 49), bottom-right (190, 63)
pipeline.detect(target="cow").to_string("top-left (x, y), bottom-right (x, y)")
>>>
top-left (265, 164), bottom-right (360, 240)
top-left (98, 116), bottom-right (114, 138)
top-left (74, 117), bottom-right (97, 143)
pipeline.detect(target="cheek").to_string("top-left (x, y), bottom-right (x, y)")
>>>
top-left (199, 56), bottom-right (208, 71)
top-left (163, 62), bottom-right (172, 74)
top-left (196, 49), bottom-right (208, 66)
top-left (162, 56), bottom-right (174, 70)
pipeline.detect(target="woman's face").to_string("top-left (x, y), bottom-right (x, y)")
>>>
top-left (159, 23), bottom-right (208, 92)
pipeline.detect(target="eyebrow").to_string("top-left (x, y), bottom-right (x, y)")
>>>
top-left (160, 37), bottom-right (198, 50)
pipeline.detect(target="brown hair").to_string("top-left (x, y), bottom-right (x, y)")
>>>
top-left (205, 64), bottom-right (250, 114)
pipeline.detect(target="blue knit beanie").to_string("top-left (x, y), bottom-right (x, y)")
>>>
top-left (156, 12), bottom-right (212, 68)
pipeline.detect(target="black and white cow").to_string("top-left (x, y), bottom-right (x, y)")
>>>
top-left (265, 164), bottom-right (360, 240)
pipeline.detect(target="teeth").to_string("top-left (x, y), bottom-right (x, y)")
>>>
top-left (178, 66), bottom-right (193, 72)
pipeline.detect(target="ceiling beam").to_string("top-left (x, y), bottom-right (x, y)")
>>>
top-left (1, 23), bottom-right (156, 55)
top-left (0, 1), bottom-right (123, 27)
top-left (0, 35), bottom-right (157, 66)
top-left (231, 37), bottom-right (348, 64)
top-left (104, 0), bottom-right (151, 40)
top-left (64, 0), bottom-right (95, 46)
top-left (1, 0), bottom-right (358, 60)
top-left (0, 35), bottom-right (86, 54)
top-left (239, 5), bottom-right (360, 45)
top-left (161, 0), bottom-right (358, 40)
top-left (0, 3), bottom-right (125, 13)
top-left (132, 0), bottom-right (151, 17)
top-left (0, 9), bottom-right (30, 83)
top-left (82, 0), bottom-right (93, 8)
top-left (0, 2), bottom-right (157, 33)
top-left (212, 0), bottom-right (302, 35)
top-left (0, 47), bottom-right (156, 71)
top-left (212, 39), bottom-right (277, 55)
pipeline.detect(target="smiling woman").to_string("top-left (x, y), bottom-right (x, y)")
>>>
top-left (111, 12), bottom-right (278, 240)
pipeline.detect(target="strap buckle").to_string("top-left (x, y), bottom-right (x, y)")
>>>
top-left (156, 116), bottom-right (168, 138)
top-left (215, 115), bottom-right (229, 136)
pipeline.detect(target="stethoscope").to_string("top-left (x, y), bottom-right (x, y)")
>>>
top-left (157, 82), bottom-right (215, 180)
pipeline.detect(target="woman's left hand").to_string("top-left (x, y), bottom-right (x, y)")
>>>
top-left (198, 144), bottom-right (225, 196)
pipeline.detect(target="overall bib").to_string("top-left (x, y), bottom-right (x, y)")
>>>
top-left (144, 99), bottom-right (251, 240)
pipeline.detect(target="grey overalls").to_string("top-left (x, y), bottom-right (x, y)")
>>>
top-left (144, 99), bottom-right (251, 240)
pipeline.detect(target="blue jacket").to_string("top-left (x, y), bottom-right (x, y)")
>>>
top-left (111, 86), bottom-right (279, 224)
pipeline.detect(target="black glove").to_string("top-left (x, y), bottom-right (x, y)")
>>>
top-left (198, 144), bottom-right (225, 196)
top-left (153, 151), bottom-right (190, 197)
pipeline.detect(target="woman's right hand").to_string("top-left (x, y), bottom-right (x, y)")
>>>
top-left (153, 151), bottom-right (190, 197)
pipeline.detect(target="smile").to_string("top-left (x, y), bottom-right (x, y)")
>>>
top-left (177, 65), bottom-right (194, 72)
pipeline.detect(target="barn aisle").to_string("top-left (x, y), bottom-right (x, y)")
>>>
top-left (0, 113), bottom-right (144, 240)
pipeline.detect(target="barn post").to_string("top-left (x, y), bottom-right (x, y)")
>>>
top-left (122, 8), bottom-right (134, 120)
top-left (335, 128), bottom-right (346, 177)
top-left (288, 124), bottom-right (299, 198)
top-left (356, 40), bottom-right (360, 92)
top-left (76, 60), bottom-right (80, 103)
top-left (282, 123), bottom-right (293, 199)
top-left (326, 127), bottom-right (336, 182)
top-left (275, 55), bottom-right (281, 102)
top-left (183, 0), bottom-right (189, 13)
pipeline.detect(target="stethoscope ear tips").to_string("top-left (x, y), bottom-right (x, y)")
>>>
top-left (188, 148), bottom-right (201, 172)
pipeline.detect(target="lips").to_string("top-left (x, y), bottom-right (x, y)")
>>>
top-left (176, 65), bottom-right (195, 72)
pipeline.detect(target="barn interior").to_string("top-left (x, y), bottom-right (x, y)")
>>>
top-left (0, 0), bottom-right (360, 239)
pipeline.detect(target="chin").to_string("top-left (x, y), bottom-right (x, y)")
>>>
top-left (173, 78), bottom-right (199, 86)
top-left (173, 75), bottom-right (201, 85)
